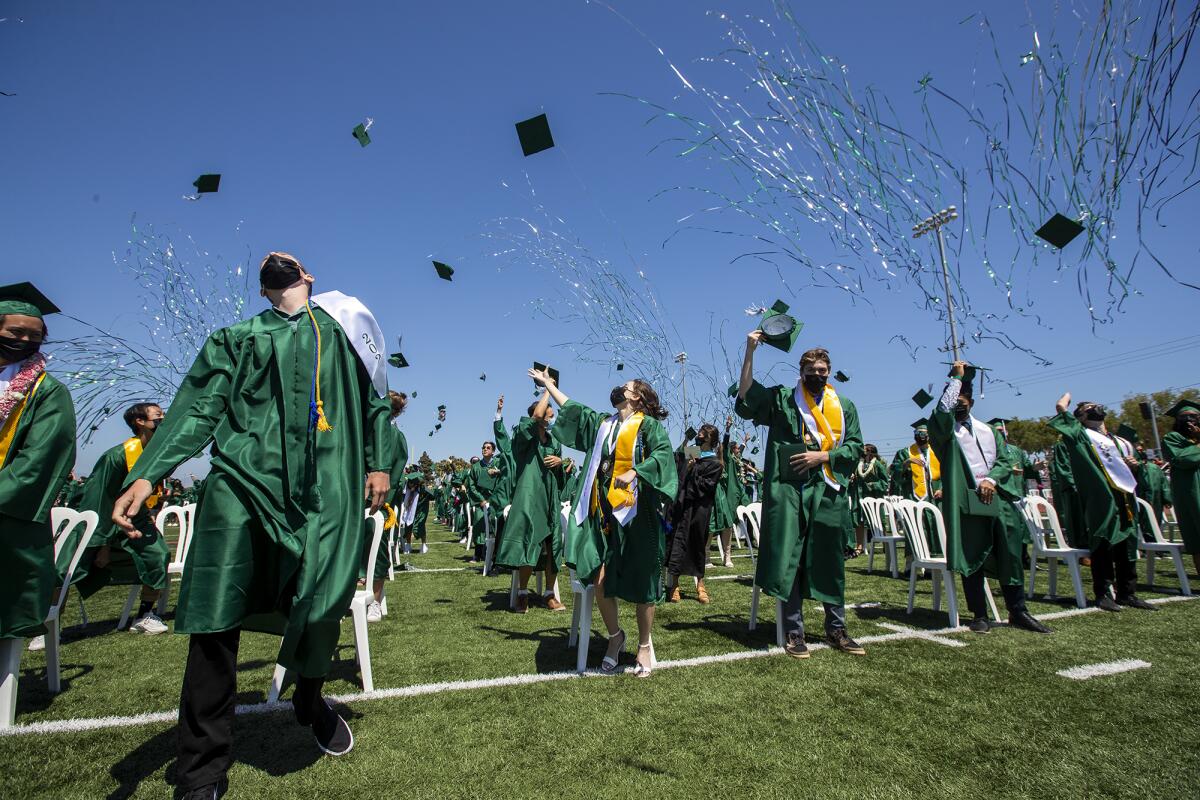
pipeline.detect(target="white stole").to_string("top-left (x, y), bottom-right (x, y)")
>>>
top-left (573, 413), bottom-right (640, 528)
top-left (400, 487), bottom-right (420, 527)
top-left (793, 383), bottom-right (845, 490)
top-left (1084, 429), bottom-right (1137, 494)
top-left (311, 290), bottom-right (388, 398)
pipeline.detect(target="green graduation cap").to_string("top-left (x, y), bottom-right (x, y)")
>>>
top-left (1165, 398), bottom-right (1200, 418)
top-left (515, 113), bottom-right (554, 157)
top-left (986, 417), bottom-right (1009, 425)
top-left (912, 388), bottom-right (934, 409)
top-left (834, 370), bottom-right (850, 383)
top-left (406, 472), bottom-right (424, 482)
top-left (758, 300), bottom-right (803, 353)
top-left (352, 123), bottom-right (371, 147)
top-left (411, 390), bottom-right (418, 398)
top-left (727, 382), bottom-right (739, 398)
top-left (192, 174), bottom-right (221, 194)
top-left (911, 418), bottom-right (930, 431)
top-left (1116, 423), bottom-right (1139, 443)
top-left (1034, 213), bottom-right (1084, 249)
top-left (0, 282), bottom-right (59, 317)
top-left (433, 261), bottom-right (454, 281)
top-left (388, 352), bottom-right (409, 369)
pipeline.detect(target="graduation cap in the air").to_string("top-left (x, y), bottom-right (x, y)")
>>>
top-left (616, 363), bottom-right (624, 371)
top-left (433, 261), bottom-right (454, 281)
top-left (1034, 213), bottom-right (1084, 249)
top-left (192, 174), bottom-right (221, 194)
top-left (751, 447), bottom-right (760, 455)
top-left (1116, 423), bottom-right (1140, 443)
top-left (533, 362), bottom-right (560, 388)
top-left (912, 388), bottom-right (934, 409)
top-left (479, 373), bottom-right (487, 381)
top-left (1166, 398), bottom-right (1200, 418)
top-left (834, 370), bottom-right (850, 383)
top-left (352, 123), bottom-right (371, 147)
top-left (428, 431), bottom-right (434, 437)
top-left (515, 113), bottom-right (554, 157)
top-left (684, 426), bottom-right (697, 441)
top-left (728, 382), bottom-right (739, 398)
top-left (435, 423), bottom-right (442, 431)
top-left (388, 353), bottom-right (409, 369)
top-left (411, 391), bottom-right (418, 398)
top-left (0, 282), bottom-right (60, 317)
top-left (757, 300), bottom-right (803, 353)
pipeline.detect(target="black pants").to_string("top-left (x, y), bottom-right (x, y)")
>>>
top-left (962, 569), bottom-right (1027, 619)
top-left (1090, 536), bottom-right (1137, 600)
top-left (175, 629), bottom-right (324, 792)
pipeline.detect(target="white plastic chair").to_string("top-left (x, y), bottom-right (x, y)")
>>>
top-left (895, 500), bottom-right (962, 627)
top-left (1019, 495), bottom-right (1088, 608)
top-left (152, 504), bottom-right (193, 616)
top-left (862, 497), bottom-right (904, 578)
top-left (743, 503), bottom-right (784, 646)
top-left (1136, 497), bottom-right (1192, 596)
top-left (482, 504), bottom-right (499, 577)
top-left (1162, 506), bottom-right (1180, 543)
top-left (464, 502), bottom-right (475, 551)
top-left (268, 510), bottom-right (385, 702)
top-left (561, 502), bottom-right (598, 673)
top-left (734, 504), bottom-right (757, 569)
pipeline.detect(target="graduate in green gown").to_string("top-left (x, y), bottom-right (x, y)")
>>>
top-left (536, 368), bottom-right (676, 677)
top-left (398, 473), bottom-right (433, 553)
top-left (494, 391), bottom-right (567, 612)
top-left (364, 391), bottom-right (408, 622)
top-left (708, 417), bottom-right (739, 569)
top-left (1132, 443), bottom-right (1172, 533)
top-left (1049, 436), bottom-right (1087, 549)
top-left (848, 445), bottom-right (889, 554)
top-left (889, 420), bottom-right (942, 502)
top-left (736, 336), bottom-right (866, 658)
top-left (1047, 393), bottom-right (1156, 611)
top-left (0, 283), bottom-right (77, 689)
top-left (465, 442), bottom-right (507, 568)
top-left (112, 252), bottom-right (394, 790)
top-left (1162, 399), bottom-right (1200, 576)
top-left (927, 364), bottom-right (1049, 634)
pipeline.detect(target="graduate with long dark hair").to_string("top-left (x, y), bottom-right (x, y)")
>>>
top-left (667, 423), bottom-right (725, 603)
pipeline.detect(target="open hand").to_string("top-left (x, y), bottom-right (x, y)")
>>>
top-left (112, 479), bottom-right (154, 537)
top-left (528, 367), bottom-right (554, 387)
top-left (1056, 392), bottom-right (1071, 413)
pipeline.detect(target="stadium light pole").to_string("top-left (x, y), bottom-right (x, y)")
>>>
top-left (913, 206), bottom-right (962, 361)
top-left (675, 351), bottom-right (689, 424)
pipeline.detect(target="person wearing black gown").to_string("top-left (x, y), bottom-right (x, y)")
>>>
top-left (667, 424), bottom-right (725, 604)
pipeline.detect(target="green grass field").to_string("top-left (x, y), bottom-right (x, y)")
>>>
top-left (3, 521), bottom-right (1199, 799)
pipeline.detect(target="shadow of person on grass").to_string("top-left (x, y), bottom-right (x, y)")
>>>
top-left (16, 662), bottom-right (93, 714)
top-left (476, 624), bottom-right (580, 673)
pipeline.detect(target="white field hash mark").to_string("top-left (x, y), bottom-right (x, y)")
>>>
top-left (1056, 659), bottom-right (1152, 680)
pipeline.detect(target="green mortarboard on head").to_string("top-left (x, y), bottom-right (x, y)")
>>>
top-left (533, 362), bottom-right (560, 388)
top-left (433, 261), bottom-right (454, 281)
top-left (834, 370), bottom-right (850, 383)
top-left (515, 113), bottom-right (555, 157)
top-left (1034, 213), bottom-right (1084, 249)
top-left (0, 282), bottom-right (59, 318)
top-left (987, 417), bottom-right (1009, 426)
top-left (192, 174), bottom-right (220, 194)
top-left (352, 123), bottom-right (371, 147)
top-left (407, 472), bottom-right (424, 482)
top-left (388, 352), bottom-right (409, 369)
top-left (1116, 423), bottom-right (1139, 443)
top-left (911, 418), bottom-right (930, 431)
top-left (912, 388), bottom-right (934, 408)
top-left (758, 300), bottom-right (803, 353)
top-left (1165, 398), bottom-right (1200, 418)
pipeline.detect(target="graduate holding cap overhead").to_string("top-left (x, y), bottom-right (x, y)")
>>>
top-left (736, 328), bottom-right (865, 659)
top-left (111, 252), bottom-right (394, 794)
top-left (1161, 398), bottom-right (1200, 577)
top-left (0, 283), bottom-right (77, 716)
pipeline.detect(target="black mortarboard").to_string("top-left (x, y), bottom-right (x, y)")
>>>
top-left (192, 174), bottom-right (220, 194)
top-left (479, 373), bottom-right (486, 381)
top-left (1116, 423), bottom-right (1139, 443)
top-left (758, 300), bottom-right (802, 353)
top-left (388, 353), bottom-right (409, 369)
top-left (411, 391), bottom-right (418, 398)
top-left (437, 404), bottom-right (447, 412)
top-left (1165, 398), bottom-right (1200, 418)
top-left (352, 123), bottom-right (371, 148)
top-left (987, 417), bottom-right (1009, 425)
top-left (435, 423), bottom-right (442, 431)
top-left (533, 362), bottom-right (561, 388)
top-left (684, 426), bottom-right (697, 441)
top-left (912, 388), bottom-right (934, 408)
top-left (616, 363), bottom-right (624, 371)
top-left (433, 261), bottom-right (454, 281)
top-left (429, 431), bottom-right (434, 437)
top-left (834, 370), bottom-right (850, 383)
top-left (515, 113), bottom-right (554, 157)
top-left (0, 282), bottom-right (59, 317)
top-left (1034, 213), bottom-right (1084, 249)
top-left (751, 447), bottom-right (760, 455)
top-left (728, 382), bottom-right (739, 398)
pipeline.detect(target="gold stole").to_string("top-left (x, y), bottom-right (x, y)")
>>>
top-left (591, 412), bottom-right (645, 514)
top-left (799, 385), bottom-right (844, 487)
top-left (908, 443), bottom-right (941, 499)
top-left (0, 373), bottom-right (47, 468)
top-left (123, 437), bottom-right (161, 509)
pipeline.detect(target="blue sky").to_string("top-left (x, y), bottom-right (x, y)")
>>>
top-left (2, 1), bottom-right (1197, 476)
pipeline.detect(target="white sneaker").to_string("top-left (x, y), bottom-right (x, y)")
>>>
top-left (366, 601), bottom-right (383, 623)
top-left (458, 537), bottom-right (467, 545)
top-left (27, 635), bottom-right (46, 652)
top-left (420, 543), bottom-right (429, 554)
top-left (130, 612), bottom-right (168, 635)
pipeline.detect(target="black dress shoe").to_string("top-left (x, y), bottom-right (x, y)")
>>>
top-left (312, 700), bottom-right (355, 756)
top-left (1009, 609), bottom-right (1052, 634)
top-left (179, 780), bottom-right (227, 800)
top-left (968, 617), bottom-right (990, 634)
top-left (1096, 596), bottom-right (1121, 612)
top-left (1116, 595), bottom-right (1158, 611)
top-left (784, 633), bottom-right (810, 659)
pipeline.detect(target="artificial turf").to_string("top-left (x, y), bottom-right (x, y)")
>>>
top-left (2, 521), bottom-right (1198, 799)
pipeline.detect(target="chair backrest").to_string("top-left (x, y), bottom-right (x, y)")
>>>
top-left (887, 498), bottom-right (919, 551)
top-left (362, 510), bottom-right (386, 584)
top-left (746, 501), bottom-right (762, 532)
top-left (736, 503), bottom-right (762, 546)
top-left (1135, 497), bottom-right (1169, 544)
top-left (560, 501), bottom-right (571, 550)
top-left (503, 504), bottom-right (511, 519)
top-left (52, 509), bottom-right (100, 616)
top-left (156, 504), bottom-right (191, 565)
top-left (907, 500), bottom-right (947, 561)
top-left (1018, 495), bottom-right (1070, 552)
top-left (51, 507), bottom-right (79, 561)
top-left (860, 497), bottom-right (886, 539)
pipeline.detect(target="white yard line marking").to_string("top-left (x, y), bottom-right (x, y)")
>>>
top-left (4, 595), bottom-right (1194, 738)
top-left (704, 574), bottom-right (754, 582)
top-left (1056, 659), bottom-right (1152, 680)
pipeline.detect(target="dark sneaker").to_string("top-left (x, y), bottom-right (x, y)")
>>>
top-left (313, 701), bottom-right (354, 756)
top-left (1009, 610), bottom-right (1052, 634)
top-left (826, 629), bottom-right (866, 655)
top-left (968, 617), bottom-right (990, 634)
top-left (514, 593), bottom-right (529, 614)
top-left (1096, 596), bottom-right (1121, 612)
top-left (179, 780), bottom-right (226, 800)
top-left (1116, 595), bottom-right (1158, 611)
top-left (783, 633), bottom-right (810, 659)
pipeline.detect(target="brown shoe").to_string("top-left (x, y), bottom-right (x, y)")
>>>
top-left (696, 580), bottom-right (710, 604)
top-left (514, 593), bottom-right (529, 614)
top-left (668, 586), bottom-right (681, 603)
top-left (545, 595), bottom-right (566, 612)
top-left (826, 628), bottom-right (866, 655)
top-left (784, 633), bottom-right (810, 659)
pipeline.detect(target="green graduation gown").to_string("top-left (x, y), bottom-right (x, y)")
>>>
top-left (466, 457), bottom-right (506, 535)
top-left (1047, 413), bottom-right (1137, 552)
top-left (709, 434), bottom-right (737, 533)
top-left (495, 416), bottom-right (565, 570)
top-left (1135, 459), bottom-right (1171, 533)
top-left (1049, 437), bottom-right (1087, 547)
top-left (126, 306), bottom-right (394, 677)
top-left (889, 443), bottom-right (941, 501)
top-left (735, 381), bottom-right (863, 604)
top-left (552, 400), bottom-right (677, 603)
top-left (0, 372), bottom-right (76, 639)
top-left (363, 424), bottom-right (406, 581)
top-left (1162, 431), bottom-right (1200, 554)
top-left (849, 457), bottom-right (889, 529)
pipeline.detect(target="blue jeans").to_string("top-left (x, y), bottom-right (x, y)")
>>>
top-left (781, 570), bottom-right (846, 638)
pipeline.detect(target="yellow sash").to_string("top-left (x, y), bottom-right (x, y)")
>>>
top-left (908, 443), bottom-right (941, 499)
top-left (800, 385), bottom-right (844, 486)
top-left (596, 412), bottom-right (644, 513)
top-left (123, 437), bottom-right (161, 509)
top-left (0, 373), bottom-right (46, 468)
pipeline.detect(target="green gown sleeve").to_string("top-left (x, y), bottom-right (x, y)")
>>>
top-left (0, 376), bottom-right (77, 523)
top-left (1163, 431), bottom-right (1200, 469)
top-left (78, 446), bottom-right (127, 543)
top-left (734, 380), bottom-right (776, 428)
top-left (631, 417), bottom-right (679, 502)
top-left (551, 399), bottom-right (606, 454)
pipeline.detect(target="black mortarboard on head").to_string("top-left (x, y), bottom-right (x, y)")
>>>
top-left (1034, 213), bottom-right (1084, 249)
top-left (515, 113), bottom-right (555, 157)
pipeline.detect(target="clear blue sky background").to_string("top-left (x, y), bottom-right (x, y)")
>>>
top-left (2, 1), bottom-right (1197, 477)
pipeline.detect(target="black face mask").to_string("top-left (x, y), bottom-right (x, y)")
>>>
top-left (610, 386), bottom-right (627, 408)
top-left (954, 401), bottom-right (971, 420)
top-left (914, 432), bottom-right (929, 443)
top-left (1085, 406), bottom-right (1107, 422)
top-left (260, 259), bottom-right (302, 290)
top-left (0, 335), bottom-right (40, 362)
top-left (802, 374), bottom-right (828, 395)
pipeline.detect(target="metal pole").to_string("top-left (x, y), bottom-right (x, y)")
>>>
top-left (676, 352), bottom-right (690, 425)
top-left (1147, 400), bottom-right (1163, 455)
top-left (934, 225), bottom-right (961, 362)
